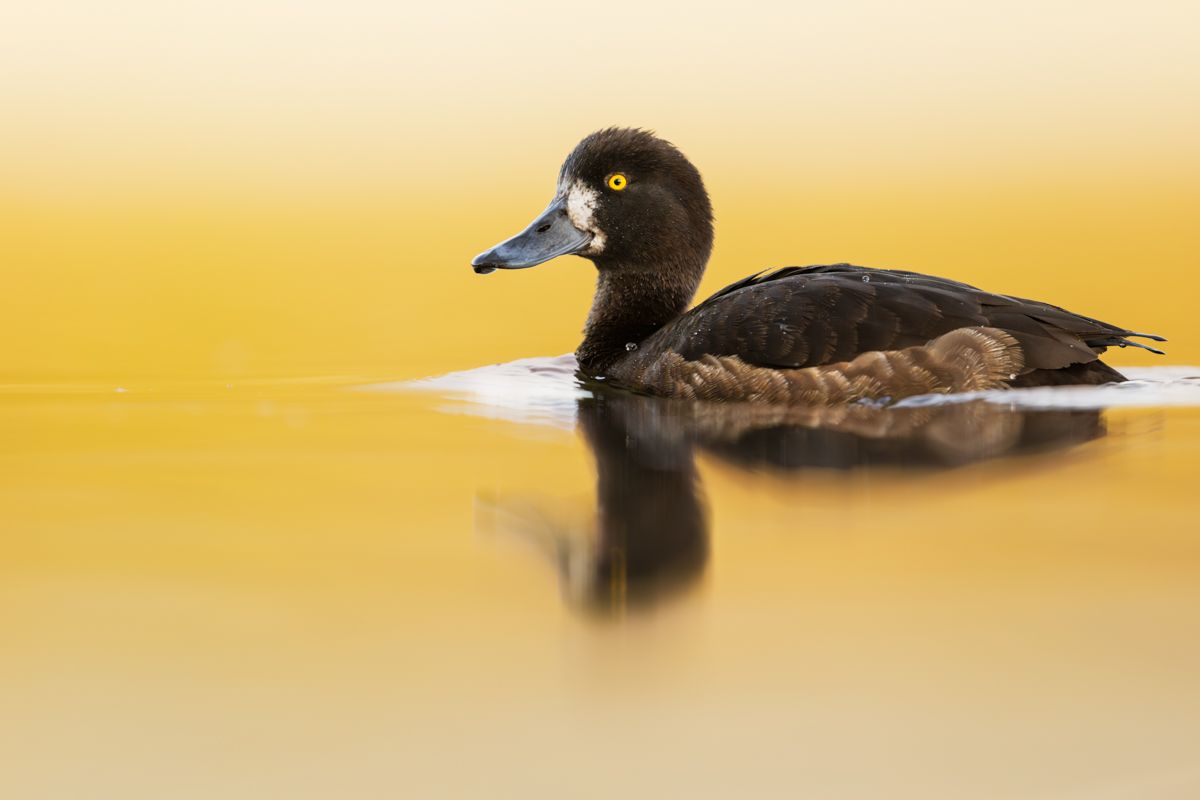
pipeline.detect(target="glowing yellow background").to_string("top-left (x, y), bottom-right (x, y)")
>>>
top-left (3, 0), bottom-right (1197, 380)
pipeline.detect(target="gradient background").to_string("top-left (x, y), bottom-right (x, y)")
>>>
top-left (4, 4), bottom-right (1200, 798)
top-left (3, 0), bottom-right (1197, 381)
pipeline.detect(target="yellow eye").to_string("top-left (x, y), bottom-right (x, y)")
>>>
top-left (607, 173), bottom-right (628, 191)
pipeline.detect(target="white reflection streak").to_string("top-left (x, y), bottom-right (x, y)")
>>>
top-left (367, 359), bottom-right (1200, 424)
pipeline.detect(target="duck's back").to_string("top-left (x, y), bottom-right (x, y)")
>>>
top-left (612, 264), bottom-right (1162, 399)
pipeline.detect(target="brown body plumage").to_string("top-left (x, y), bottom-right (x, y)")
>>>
top-left (625, 326), bottom-right (1023, 403)
top-left (472, 128), bottom-right (1165, 402)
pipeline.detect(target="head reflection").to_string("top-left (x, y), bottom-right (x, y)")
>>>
top-left (484, 390), bottom-right (1104, 616)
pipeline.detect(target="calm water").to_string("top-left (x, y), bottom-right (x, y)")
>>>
top-left (4, 364), bottom-right (1200, 798)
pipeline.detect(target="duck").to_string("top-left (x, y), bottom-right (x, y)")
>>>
top-left (471, 128), bottom-right (1165, 404)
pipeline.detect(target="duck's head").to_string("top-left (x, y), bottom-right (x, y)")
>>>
top-left (471, 128), bottom-right (714, 277)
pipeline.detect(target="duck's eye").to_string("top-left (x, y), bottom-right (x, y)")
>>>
top-left (606, 173), bottom-right (628, 191)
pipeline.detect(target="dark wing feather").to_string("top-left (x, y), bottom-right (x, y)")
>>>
top-left (649, 264), bottom-right (1162, 375)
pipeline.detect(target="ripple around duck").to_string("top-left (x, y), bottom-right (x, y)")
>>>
top-left (374, 358), bottom-right (1200, 426)
top-left (370, 354), bottom-right (586, 428)
top-left (895, 366), bottom-right (1200, 411)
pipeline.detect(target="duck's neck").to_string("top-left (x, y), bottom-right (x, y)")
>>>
top-left (577, 259), bottom-right (702, 375)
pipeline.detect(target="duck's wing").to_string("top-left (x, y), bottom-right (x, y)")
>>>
top-left (649, 264), bottom-right (1164, 375)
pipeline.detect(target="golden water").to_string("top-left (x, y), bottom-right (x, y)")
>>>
top-left (3, 368), bottom-right (1199, 798)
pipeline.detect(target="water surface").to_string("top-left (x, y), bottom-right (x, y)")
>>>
top-left (3, 364), bottom-right (1200, 798)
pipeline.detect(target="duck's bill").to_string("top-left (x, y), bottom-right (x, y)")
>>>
top-left (471, 197), bottom-right (592, 274)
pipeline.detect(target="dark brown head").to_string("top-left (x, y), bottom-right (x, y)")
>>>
top-left (471, 128), bottom-right (714, 279)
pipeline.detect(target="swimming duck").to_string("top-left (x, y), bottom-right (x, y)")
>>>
top-left (471, 128), bottom-right (1165, 403)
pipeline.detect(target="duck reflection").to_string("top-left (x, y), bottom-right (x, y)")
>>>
top-left (482, 390), bottom-right (1104, 616)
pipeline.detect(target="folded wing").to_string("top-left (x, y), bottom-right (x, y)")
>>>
top-left (647, 264), bottom-right (1163, 377)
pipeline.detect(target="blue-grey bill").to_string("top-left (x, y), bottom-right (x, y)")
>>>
top-left (471, 197), bottom-right (592, 274)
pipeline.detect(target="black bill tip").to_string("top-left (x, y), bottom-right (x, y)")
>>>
top-left (471, 253), bottom-right (499, 275)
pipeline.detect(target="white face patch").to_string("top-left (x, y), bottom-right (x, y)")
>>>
top-left (563, 179), bottom-right (606, 255)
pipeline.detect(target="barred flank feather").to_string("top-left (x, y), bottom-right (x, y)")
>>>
top-left (642, 327), bottom-right (1024, 405)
